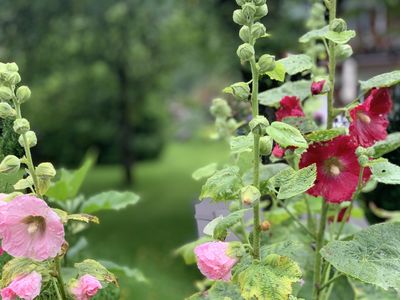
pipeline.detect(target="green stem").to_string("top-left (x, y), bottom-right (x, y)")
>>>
top-left (319, 273), bottom-right (344, 291)
top-left (55, 257), bottom-right (67, 300)
top-left (305, 195), bottom-right (316, 233)
top-left (327, 0), bottom-right (337, 130)
top-left (52, 277), bottom-right (63, 300)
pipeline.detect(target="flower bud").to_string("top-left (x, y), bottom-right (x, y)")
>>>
top-left (335, 44), bottom-right (353, 61)
top-left (259, 136), bottom-right (273, 155)
top-left (6, 63), bottom-right (19, 72)
top-left (229, 201), bottom-right (241, 212)
top-left (329, 18), bottom-right (347, 32)
top-left (18, 131), bottom-right (37, 148)
top-left (0, 86), bottom-right (13, 101)
top-left (249, 115), bottom-right (269, 135)
top-left (16, 86), bottom-right (31, 103)
top-left (210, 98), bottom-right (232, 118)
top-left (13, 118), bottom-right (30, 134)
top-left (311, 80), bottom-right (326, 95)
top-left (223, 82), bottom-right (250, 101)
top-left (358, 155), bottom-right (369, 167)
top-left (355, 147), bottom-right (366, 157)
top-left (261, 220), bottom-right (271, 231)
top-left (233, 9), bottom-right (247, 26)
top-left (258, 54), bottom-right (275, 73)
top-left (251, 22), bottom-right (266, 39)
top-left (254, 4), bottom-right (268, 20)
top-left (0, 102), bottom-right (16, 119)
top-left (4, 72), bottom-right (21, 85)
top-left (239, 26), bottom-right (251, 42)
top-left (236, 43), bottom-right (255, 62)
top-left (235, 0), bottom-right (246, 6)
top-left (242, 3), bottom-right (256, 19)
top-left (36, 162), bottom-right (56, 179)
top-left (241, 185), bottom-right (261, 205)
top-left (227, 118), bottom-right (239, 132)
top-left (0, 155), bottom-right (20, 174)
top-left (253, 0), bottom-right (266, 5)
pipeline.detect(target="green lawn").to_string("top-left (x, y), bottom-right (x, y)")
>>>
top-left (81, 140), bottom-right (229, 299)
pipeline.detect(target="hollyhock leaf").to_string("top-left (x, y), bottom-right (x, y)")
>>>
top-left (75, 259), bottom-right (117, 286)
top-left (359, 70), bottom-right (400, 92)
top-left (277, 164), bottom-right (317, 199)
top-left (350, 279), bottom-right (400, 300)
top-left (299, 25), bottom-right (329, 43)
top-left (174, 237), bottom-right (214, 265)
top-left (213, 209), bottom-right (250, 240)
top-left (192, 163), bottom-right (218, 181)
top-left (268, 167), bottom-right (296, 188)
top-left (81, 191), bottom-right (140, 214)
top-left (259, 80), bottom-right (312, 107)
top-left (278, 54), bottom-right (313, 76)
top-left (282, 117), bottom-right (318, 134)
top-left (305, 128), bottom-right (346, 142)
top-left (320, 222), bottom-right (400, 290)
top-left (325, 30), bottom-right (356, 44)
top-left (237, 254), bottom-right (302, 300)
top-left (1, 258), bottom-right (50, 288)
top-left (266, 122), bottom-right (308, 148)
top-left (187, 281), bottom-right (243, 300)
top-left (200, 166), bottom-right (243, 201)
top-left (230, 134), bottom-right (254, 154)
top-left (243, 163), bottom-right (290, 194)
top-left (367, 132), bottom-right (400, 158)
top-left (264, 62), bottom-right (286, 82)
top-left (68, 213), bottom-right (99, 224)
top-left (203, 215), bottom-right (224, 236)
top-left (370, 161), bottom-right (400, 185)
top-left (97, 260), bottom-right (147, 283)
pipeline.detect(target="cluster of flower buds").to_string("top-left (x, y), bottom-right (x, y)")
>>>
top-left (210, 98), bottom-right (239, 139)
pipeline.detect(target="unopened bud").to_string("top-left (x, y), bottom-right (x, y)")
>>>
top-left (251, 22), bottom-right (266, 39)
top-left (0, 102), bottom-right (16, 119)
top-left (237, 43), bottom-right (255, 62)
top-left (254, 4), bottom-right (268, 20)
top-left (311, 80), bottom-right (326, 95)
top-left (249, 115), bottom-right (269, 135)
top-left (233, 9), bottom-right (247, 26)
top-left (0, 155), bottom-right (20, 174)
top-left (358, 155), bottom-right (369, 167)
top-left (355, 147), bottom-right (366, 157)
top-left (329, 18), bottom-right (347, 32)
top-left (241, 185), bottom-right (261, 205)
top-left (18, 131), bottom-right (37, 148)
top-left (253, 0), bottom-right (266, 5)
top-left (5, 72), bottom-right (21, 85)
top-left (6, 63), bottom-right (19, 72)
top-left (242, 3), bottom-right (256, 19)
top-left (0, 86), bottom-right (13, 101)
top-left (13, 118), bottom-right (30, 134)
top-left (36, 162), bottom-right (56, 179)
top-left (229, 201), bottom-right (241, 212)
top-left (16, 86), bottom-right (31, 103)
top-left (259, 136), bottom-right (273, 155)
top-left (335, 44), bottom-right (353, 61)
top-left (223, 82), bottom-right (250, 101)
top-left (239, 26), bottom-right (251, 42)
top-left (210, 98), bottom-right (232, 118)
top-left (235, 0), bottom-right (246, 6)
top-left (261, 220), bottom-right (271, 231)
top-left (258, 54), bottom-right (275, 73)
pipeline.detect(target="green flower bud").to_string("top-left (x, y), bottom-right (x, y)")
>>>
top-left (233, 9), bottom-right (247, 26)
top-left (0, 86), bottom-right (13, 101)
top-left (229, 201), bottom-right (241, 212)
top-left (236, 0), bottom-right (246, 6)
top-left (16, 86), bottom-right (31, 103)
top-left (226, 118), bottom-right (239, 132)
top-left (210, 98), bottom-right (232, 118)
top-left (355, 146), bottom-right (366, 157)
top-left (365, 147), bottom-right (375, 157)
top-left (18, 131), bottom-right (37, 148)
top-left (251, 22), bottom-right (266, 39)
top-left (249, 115), bottom-right (269, 134)
top-left (36, 162), bottom-right (56, 179)
top-left (236, 43), bottom-right (255, 62)
top-left (6, 63), bottom-right (19, 72)
top-left (239, 26), bottom-right (251, 42)
top-left (4, 72), bottom-right (21, 85)
top-left (241, 185), bottom-right (261, 205)
top-left (0, 102), bottom-right (16, 119)
top-left (254, 4), bottom-right (268, 20)
top-left (335, 44), bottom-right (353, 61)
top-left (258, 54), bottom-right (275, 73)
top-left (242, 3), bottom-right (257, 19)
top-left (329, 18), bottom-right (347, 32)
top-left (253, 0), bottom-right (266, 5)
top-left (358, 155), bottom-right (369, 167)
top-left (223, 82), bottom-right (250, 101)
top-left (259, 136), bottom-right (273, 155)
top-left (13, 118), bottom-right (30, 134)
top-left (0, 155), bottom-right (20, 174)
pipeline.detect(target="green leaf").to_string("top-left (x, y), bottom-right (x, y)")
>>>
top-left (277, 164), bottom-right (317, 199)
top-left (243, 163), bottom-right (290, 194)
top-left (230, 134), bottom-right (253, 154)
top-left (368, 132), bottom-right (400, 158)
top-left (320, 222), bottom-right (400, 290)
top-left (325, 30), bottom-right (356, 44)
top-left (265, 62), bottom-right (286, 82)
top-left (282, 117), bottom-right (318, 134)
top-left (306, 128), bottom-right (346, 142)
top-left (299, 26), bottom-right (329, 43)
top-left (81, 191), bottom-right (140, 214)
top-left (266, 122), bottom-right (308, 148)
top-left (351, 279), bottom-right (399, 300)
top-left (200, 166), bottom-right (243, 201)
top-left (192, 163), bottom-right (218, 181)
top-left (213, 209), bottom-right (249, 240)
top-left (268, 167), bottom-right (296, 188)
top-left (259, 80), bottom-right (311, 107)
top-left (237, 254), bottom-right (302, 300)
top-left (174, 237), bottom-right (214, 265)
top-left (47, 153), bottom-right (96, 201)
top-left (359, 70), bottom-right (400, 92)
top-left (187, 282), bottom-right (243, 300)
top-left (97, 260), bottom-right (148, 283)
top-left (328, 276), bottom-right (355, 300)
top-left (370, 161), bottom-right (400, 185)
top-left (75, 259), bottom-right (117, 285)
top-left (278, 54), bottom-right (313, 76)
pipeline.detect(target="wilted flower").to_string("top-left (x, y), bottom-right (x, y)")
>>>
top-left (70, 274), bottom-right (102, 300)
top-left (0, 195), bottom-right (65, 261)
top-left (194, 241), bottom-right (237, 281)
top-left (0, 271), bottom-right (42, 300)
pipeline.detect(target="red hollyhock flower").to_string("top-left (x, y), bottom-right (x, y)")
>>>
top-left (299, 135), bottom-right (371, 203)
top-left (272, 144), bottom-right (285, 158)
top-left (276, 96), bottom-right (305, 121)
top-left (311, 80), bottom-right (326, 95)
top-left (328, 207), bottom-right (350, 223)
top-left (349, 88), bottom-right (393, 147)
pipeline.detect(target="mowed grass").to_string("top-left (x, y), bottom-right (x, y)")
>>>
top-left (81, 140), bottom-right (229, 299)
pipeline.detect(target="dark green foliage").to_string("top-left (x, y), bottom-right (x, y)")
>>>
top-left (0, 119), bottom-right (22, 161)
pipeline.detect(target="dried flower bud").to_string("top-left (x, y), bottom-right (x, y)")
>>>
top-left (261, 220), bottom-right (271, 231)
top-left (0, 86), bottom-right (13, 101)
top-left (254, 4), bottom-right (268, 20)
top-left (236, 43), bottom-right (255, 62)
top-left (249, 115), bottom-right (269, 134)
top-left (258, 54), bottom-right (275, 73)
top-left (0, 102), bottom-right (16, 119)
top-left (18, 131), bottom-right (37, 148)
top-left (259, 136), bottom-right (273, 155)
top-left (0, 155), bottom-right (20, 174)
top-left (210, 98), bottom-right (232, 118)
top-left (233, 9), bottom-right (247, 26)
top-left (241, 185), bottom-right (261, 205)
top-left (242, 3), bottom-right (257, 19)
top-left (223, 82), bottom-right (250, 101)
top-left (329, 18), bottom-right (347, 32)
top-left (13, 118), bottom-right (30, 134)
top-left (16, 86), bottom-right (31, 103)
top-left (239, 26), bottom-right (251, 42)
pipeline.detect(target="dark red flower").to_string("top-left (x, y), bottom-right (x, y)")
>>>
top-left (272, 144), bottom-right (285, 158)
top-left (349, 88), bottom-right (392, 147)
top-left (299, 135), bottom-right (371, 203)
top-left (311, 80), bottom-right (326, 95)
top-left (328, 207), bottom-right (350, 223)
top-left (276, 96), bottom-right (305, 121)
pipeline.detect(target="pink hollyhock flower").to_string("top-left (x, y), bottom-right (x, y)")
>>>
top-left (299, 135), bottom-right (371, 203)
top-left (349, 88), bottom-right (393, 147)
top-left (71, 274), bottom-right (102, 300)
top-left (194, 241), bottom-right (237, 281)
top-left (276, 96), bottom-right (305, 121)
top-left (0, 195), bottom-right (65, 261)
top-left (311, 80), bottom-right (326, 95)
top-left (1, 271), bottom-right (42, 300)
top-left (272, 144), bottom-right (285, 158)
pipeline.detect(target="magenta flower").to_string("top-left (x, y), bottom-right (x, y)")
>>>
top-left (311, 80), bottom-right (326, 95)
top-left (272, 144), bottom-right (285, 158)
top-left (0, 271), bottom-right (42, 300)
top-left (299, 135), bottom-right (371, 203)
top-left (0, 195), bottom-right (65, 261)
top-left (71, 274), bottom-right (102, 300)
top-left (194, 241), bottom-right (237, 281)
top-left (349, 88), bottom-right (393, 147)
top-left (276, 96), bottom-right (305, 121)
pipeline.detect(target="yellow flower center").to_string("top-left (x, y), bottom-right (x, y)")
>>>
top-left (357, 112), bottom-right (371, 124)
top-left (324, 157), bottom-right (343, 177)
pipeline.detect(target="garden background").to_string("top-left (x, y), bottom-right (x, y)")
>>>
top-left (0, 0), bottom-right (399, 299)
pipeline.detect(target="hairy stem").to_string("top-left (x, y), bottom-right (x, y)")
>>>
top-left (55, 257), bottom-right (67, 300)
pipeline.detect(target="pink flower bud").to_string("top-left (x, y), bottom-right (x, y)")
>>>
top-left (71, 274), bottom-right (102, 300)
top-left (311, 80), bottom-right (326, 95)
